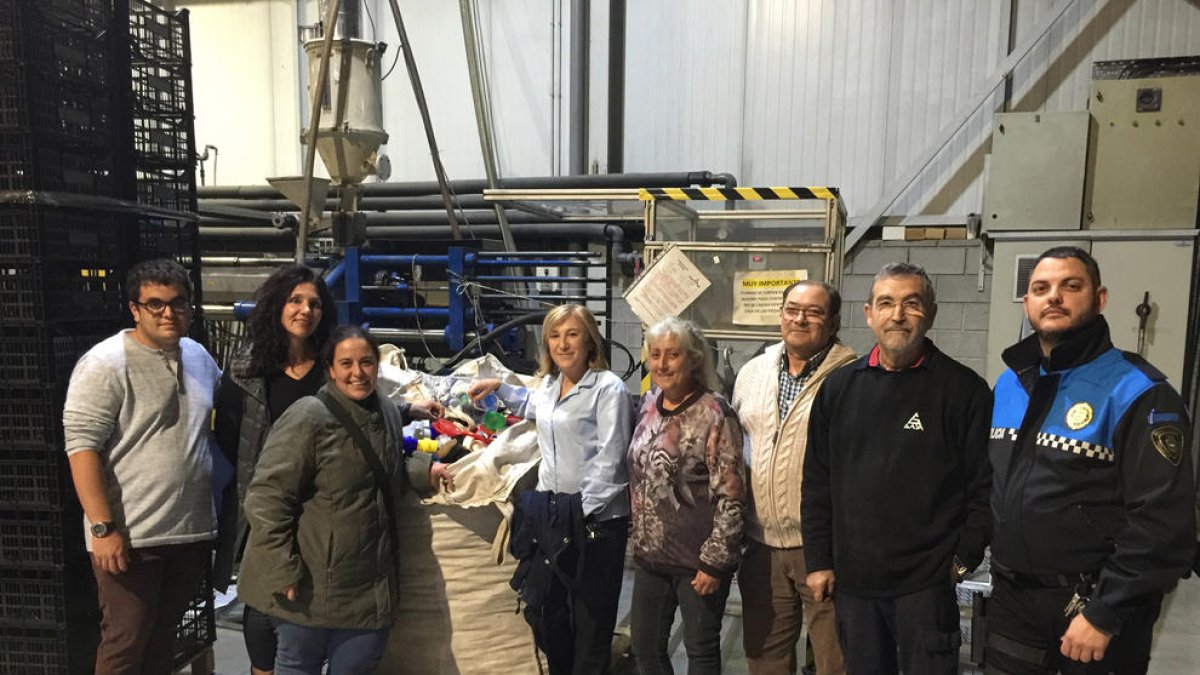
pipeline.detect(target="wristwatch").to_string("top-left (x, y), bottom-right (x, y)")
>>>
top-left (952, 556), bottom-right (970, 583)
top-left (90, 521), bottom-right (116, 538)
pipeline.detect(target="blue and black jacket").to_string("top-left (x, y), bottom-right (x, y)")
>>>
top-left (990, 316), bottom-right (1195, 634)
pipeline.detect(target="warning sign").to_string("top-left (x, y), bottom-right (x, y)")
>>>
top-left (733, 269), bottom-right (808, 326)
top-left (624, 245), bottom-right (712, 327)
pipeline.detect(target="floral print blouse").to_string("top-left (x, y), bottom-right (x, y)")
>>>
top-left (627, 388), bottom-right (747, 576)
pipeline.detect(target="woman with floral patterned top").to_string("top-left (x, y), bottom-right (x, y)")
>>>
top-left (627, 317), bottom-right (747, 675)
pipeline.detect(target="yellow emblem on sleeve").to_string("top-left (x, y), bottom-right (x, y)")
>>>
top-left (1065, 402), bottom-right (1093, 430)
top-left (1151, 425), bottom-right (1184, 466)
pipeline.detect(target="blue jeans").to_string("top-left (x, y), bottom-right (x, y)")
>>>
top-left (629, 566), bottom-right (731, 675)
top-left (270, 618), bottom-right (390, 675)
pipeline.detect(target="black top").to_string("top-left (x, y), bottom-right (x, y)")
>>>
top-left (990, 317), bottom-right (1195, 633)
top-left (802, 339), bottom-right (993, 597)
top-left (266, 364), bottom-right (325, 422)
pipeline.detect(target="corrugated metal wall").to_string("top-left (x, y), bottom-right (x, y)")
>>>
top-left (622, 0), bottom-right (1200, 220)
top-left (1012, 0), bottom-right (1200, 111)
top-left (248, 1), bottom-right (1200, 216)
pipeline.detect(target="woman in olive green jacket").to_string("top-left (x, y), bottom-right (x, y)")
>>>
top-left (237, 325), bottom-right (452, 674)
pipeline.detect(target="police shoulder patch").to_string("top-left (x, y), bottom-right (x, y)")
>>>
top-left (1065, 402), bottom-right (1093, 431)
top-left (1150, 425), bottom-right (1184, 466)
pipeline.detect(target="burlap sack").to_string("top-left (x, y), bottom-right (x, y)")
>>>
top-left (381, 496), bottom-right (542, 674)
top-left (379, 353), bottom-right (544, 674)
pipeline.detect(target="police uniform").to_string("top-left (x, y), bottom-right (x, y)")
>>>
top-left (988, 316), bottom-right (1196, 674)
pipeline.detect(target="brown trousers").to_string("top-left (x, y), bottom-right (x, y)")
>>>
top-left (739, 542), bottom-right (846, 675)
top-left (91, 540), bottom-right (210, 675)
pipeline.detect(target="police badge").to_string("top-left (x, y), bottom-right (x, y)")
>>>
top-left (1065, 402), bottom-right (1093, 430)
top-left (1150, 425), bottom-right (1184, 466)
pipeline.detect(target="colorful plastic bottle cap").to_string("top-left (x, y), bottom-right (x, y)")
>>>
top-left (483, 410), bottom-right (507, 432)
top-left (481, 393), bottom-right (499, 411)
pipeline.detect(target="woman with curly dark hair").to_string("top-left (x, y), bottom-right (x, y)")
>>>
top-left (213, 264), bottom-right (337, 675)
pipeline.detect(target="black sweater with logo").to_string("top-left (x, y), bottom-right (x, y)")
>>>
top-left (801, 341), bottom-right (993, 597)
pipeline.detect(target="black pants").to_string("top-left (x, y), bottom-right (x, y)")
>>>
top-left (242, 603), bottom-right (277, 671)
top-left (533, 517), bottom-right (629, 675)
top-left (985, 574), bottom-right (1163, 675)
top-left (629, 566), bottom-right (730, 675)
top-left (834, 582), bottom-right (961, 675)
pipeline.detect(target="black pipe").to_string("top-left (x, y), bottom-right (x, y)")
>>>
top-left (360, 211), bottom-right (558, 225)
top-left (200, 194), bottom-right (496, 212)
top-left (363, 222), bottom-right (639, 240)
top-left (197, 171), bottom-right (722, 200)
top-left (199, 222), bottom-right (640, 242)
top-left (711, 172), bottom-right (738, 211)
top-left (569, 0), bottom-right (589, 175)
top-left (607, 0), bottom-right (625, 173)
top-left (200, 210), bottom-right (561, 228)
top-left (200, 227), bottom-right (292, 240)
top-left (435, 311), bottom-right (548, 375)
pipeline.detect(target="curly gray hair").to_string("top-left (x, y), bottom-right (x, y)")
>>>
top-left (643, 316), bottom-right (715, 390)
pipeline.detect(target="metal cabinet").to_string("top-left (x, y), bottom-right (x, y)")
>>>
top-left (986, 234), bottom-right (1195, 386)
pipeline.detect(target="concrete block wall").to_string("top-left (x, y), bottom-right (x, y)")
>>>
top-left (839, 239), bottom-right (992, 377)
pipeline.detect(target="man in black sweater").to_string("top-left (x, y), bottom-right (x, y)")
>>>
top-left (801, 262), bottom-right (992, 675)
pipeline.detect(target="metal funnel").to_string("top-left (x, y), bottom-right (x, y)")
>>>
top-left (267, 176), bottom-right (331, 232)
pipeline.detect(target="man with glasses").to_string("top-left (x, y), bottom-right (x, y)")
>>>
top-left (801, 262), bottom-right (992, 675)
top-left (64, 258), bottom-right (221, 675)
top-left (733, 280), bottom-right (856, 675)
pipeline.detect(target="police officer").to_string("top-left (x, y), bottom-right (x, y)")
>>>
top-left (987, 247), bottom-right (1196, 674)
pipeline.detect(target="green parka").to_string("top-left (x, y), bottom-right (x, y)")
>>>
top-left (237, 382), bottom-right (433, 629)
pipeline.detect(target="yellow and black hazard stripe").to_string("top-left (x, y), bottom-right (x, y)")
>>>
top-left (638, 186), bottom-right (838, 201)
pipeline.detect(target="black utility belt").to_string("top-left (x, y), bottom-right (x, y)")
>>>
top-left (585, 516), bottom-right (629, 540)
top-left (993, 564), bottom-right (1095, 589)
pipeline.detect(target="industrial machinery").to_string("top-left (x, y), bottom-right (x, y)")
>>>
top-left (483, 185), bottom-right (847, 392)
top-left (981, 57), bottom-right (1200, 386)
top-left (197, 171), bottom-right (737, 374)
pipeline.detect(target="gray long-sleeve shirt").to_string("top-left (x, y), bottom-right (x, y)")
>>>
top-left (63, 330), bottom-right (221, 549)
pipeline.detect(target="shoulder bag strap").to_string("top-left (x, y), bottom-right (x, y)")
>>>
top-left (315, 390), bottom-right (402, 567)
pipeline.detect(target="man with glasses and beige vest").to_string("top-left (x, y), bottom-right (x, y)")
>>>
top-left (733, 280), bottom-right (856, 675)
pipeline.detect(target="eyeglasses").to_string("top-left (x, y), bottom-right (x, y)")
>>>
top-left (134, 297), bottom-right (192, 316)
top-left (781, 305), bottom-right (827, 321)
top-left (871, 298), bottom-right (926, 314)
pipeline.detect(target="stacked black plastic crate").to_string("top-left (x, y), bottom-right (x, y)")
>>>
top-left (0, 1), bottom-right (128, 672)
top-left (128, 2), bottom-right (214, 667)
top-left (0, 1), bottom-right (208, 671)
top-left (130, 0), bottom-right (199, 265)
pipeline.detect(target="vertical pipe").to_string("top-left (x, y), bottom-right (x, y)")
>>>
top-left (603, 235), bottom-right (613, 365)
top-left (341, 245), bottom-right (361, 324)
top-left (568, 0), bottom-right (589, 175)
top-left (447, 246), bottom-right (466, 352)
top-left (1002, 0), bottom-right (1018, 111)
top-left (335, 0), bottom-right (361, 39)
top-left (606, 0), bottom-right (625, 173)
top-left (459, 0), bottom-right (516, 253)
top-left (298, 0), bottom-right (342, 262)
